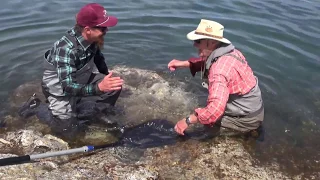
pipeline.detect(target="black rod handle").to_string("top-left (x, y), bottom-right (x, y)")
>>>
top-left (0, 155), bottom-right (31, 166)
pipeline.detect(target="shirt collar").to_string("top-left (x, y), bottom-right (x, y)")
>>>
top-left (69, 28), bottom-right (92, 51)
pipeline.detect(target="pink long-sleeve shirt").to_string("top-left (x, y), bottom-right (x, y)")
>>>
top-left (189, 49), bottom-right (257, 124)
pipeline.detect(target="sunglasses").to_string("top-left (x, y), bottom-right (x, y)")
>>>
top-left (93, 26), bottom-right (108, 33)
top-left (194, 39), bottom-right (202, 44)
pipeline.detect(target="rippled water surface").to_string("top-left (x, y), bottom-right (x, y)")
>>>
top-left (0, 0), bottom-right (320, 177)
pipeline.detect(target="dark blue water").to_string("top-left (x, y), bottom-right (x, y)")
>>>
top-left (0, 0), bottom-right (319, 177)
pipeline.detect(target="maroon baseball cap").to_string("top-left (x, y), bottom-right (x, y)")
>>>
top-left (76, 3), bottom-right (118, 27)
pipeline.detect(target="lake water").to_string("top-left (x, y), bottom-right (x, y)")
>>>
top-left (0, 0), bottom-right (319, 178)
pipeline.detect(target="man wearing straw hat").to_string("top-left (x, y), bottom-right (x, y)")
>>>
top-left (168, 19), bottom-right (264, 139)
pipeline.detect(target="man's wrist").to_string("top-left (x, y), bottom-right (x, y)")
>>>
top-left (183, 61), bottom-right (191, 68)
top-left (186, 114), bottom-right (198, 125)
top-left (185, 116), bottom-right (192, 125)
top-left (95, 83), bottom-right (104, 95)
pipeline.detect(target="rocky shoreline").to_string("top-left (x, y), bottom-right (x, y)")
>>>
top-left (0, 129), bottom-right (297, 180)
top-left (0, 66), bottom-right (312, 179)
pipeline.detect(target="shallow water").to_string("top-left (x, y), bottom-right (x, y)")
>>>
top-left (0, 0), bottom-right (320, 177)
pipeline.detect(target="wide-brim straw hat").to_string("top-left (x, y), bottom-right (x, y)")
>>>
top-left (187, 19), bottom-right (231, 44)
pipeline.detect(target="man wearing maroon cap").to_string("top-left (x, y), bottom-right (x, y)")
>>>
top-left (41, 3), bottom-right (123, 137)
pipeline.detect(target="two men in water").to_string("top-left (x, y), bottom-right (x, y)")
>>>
top-left (40, 3), bottom-right (263, 139)
top-left (168, 19), bottom-right (264, 138)
top-left (41, 3), bottom-right (123, 135)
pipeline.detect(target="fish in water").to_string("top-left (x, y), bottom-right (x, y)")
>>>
top-left (118, 119), bottom-right (178, 149)
top-left (109, 118), bottom-right (222, 149)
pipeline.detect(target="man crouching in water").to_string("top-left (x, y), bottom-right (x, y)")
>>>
top-left (168, 19), bottom-right (264, 139)
top-left (41, 3), bottom-right (123, 138)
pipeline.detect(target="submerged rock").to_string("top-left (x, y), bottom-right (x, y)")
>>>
top-left (111, 65), bottom-right (198, 126)
top-left (7, 65), bottom-right (198, 128)
top-left (82, 125), bottom-right (118, 146)
top-left (9, 80), bottom-right (46, 109)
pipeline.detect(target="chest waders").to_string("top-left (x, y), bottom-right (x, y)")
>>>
top-left (200, 52), bottom-right (263, 117)
top-left (41, 33), bottom-right (97, 119)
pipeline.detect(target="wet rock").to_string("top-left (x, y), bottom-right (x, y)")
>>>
top-left (8, 65), bottom-right (198, 129)
top-left (111, 65), bottom-right (198, 127)
top-left (0, 118), bottom-right (6, 128)
top-left (0, 145), bottom-right (158, 179)
top-left (103, 164), bottom-right (159, 180)
top-left (1, 130), bottom-right (69, 164)
top-left (9, 80), bottom-right (46, 109)
top-left (142, 137), bottom-right (297, 180)
top-left (0, 138), bottom-right (11, 145)
top-left (110, 147), bottom-right (146, 163)
top-left (0, 154), bottom-right (38, 179)
top-left (0, 66), bottom-right (306, 179)
top-left (82, 125), bottom-right (118, 145)
top-left (0, 125), bottom-right (306, 179)
top-left (0, 132), bottom-right (70, 179)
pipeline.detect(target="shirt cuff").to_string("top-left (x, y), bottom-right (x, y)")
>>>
top-left (194, 108), bottom-right (204, 123)
top-left (189, 62), bottom-right (197, 77)
top-left (194, 108), bottom-right (213, 125)
top-left (94, 83), bottom-right (104, 95)
top-left (188, 57), bottom-right (203, 77)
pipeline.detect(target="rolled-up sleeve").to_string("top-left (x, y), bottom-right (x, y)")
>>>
top-left (195, 73), bottom-right (229, 124)
top-left (194, 57), bottom-right (232, 124)
top-left (188, 57), bottom-right (204, 76)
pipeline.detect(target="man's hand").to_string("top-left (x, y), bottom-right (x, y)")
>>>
top-left (98, 72), bottom-right (124, 92)
top-left (174, 114), bottom-right (198, 135)
top-left (174, 119), bottom-right (189, 135)
top-left (168, 59), bottom-right (190, 71)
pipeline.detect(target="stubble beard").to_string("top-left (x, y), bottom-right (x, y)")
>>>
top-left (96, 35), bottom-right (105, 50)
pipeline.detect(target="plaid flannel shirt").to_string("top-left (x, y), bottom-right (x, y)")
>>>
top-left (189, 49), bottom-right (257, 124)
top-left (47, 28), bottom-right (108, 96)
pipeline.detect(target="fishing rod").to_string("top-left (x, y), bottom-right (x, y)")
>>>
top-left (0, 123), bottom-right (199, 166)
top-left (0, 119), bottom-right (180, 167)
top-left (0, 140), bottom-right (124, 167)
top-left (0, 94), bottom-right (181, 167)
top-left (1, 93), bottom-right (126, 166)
